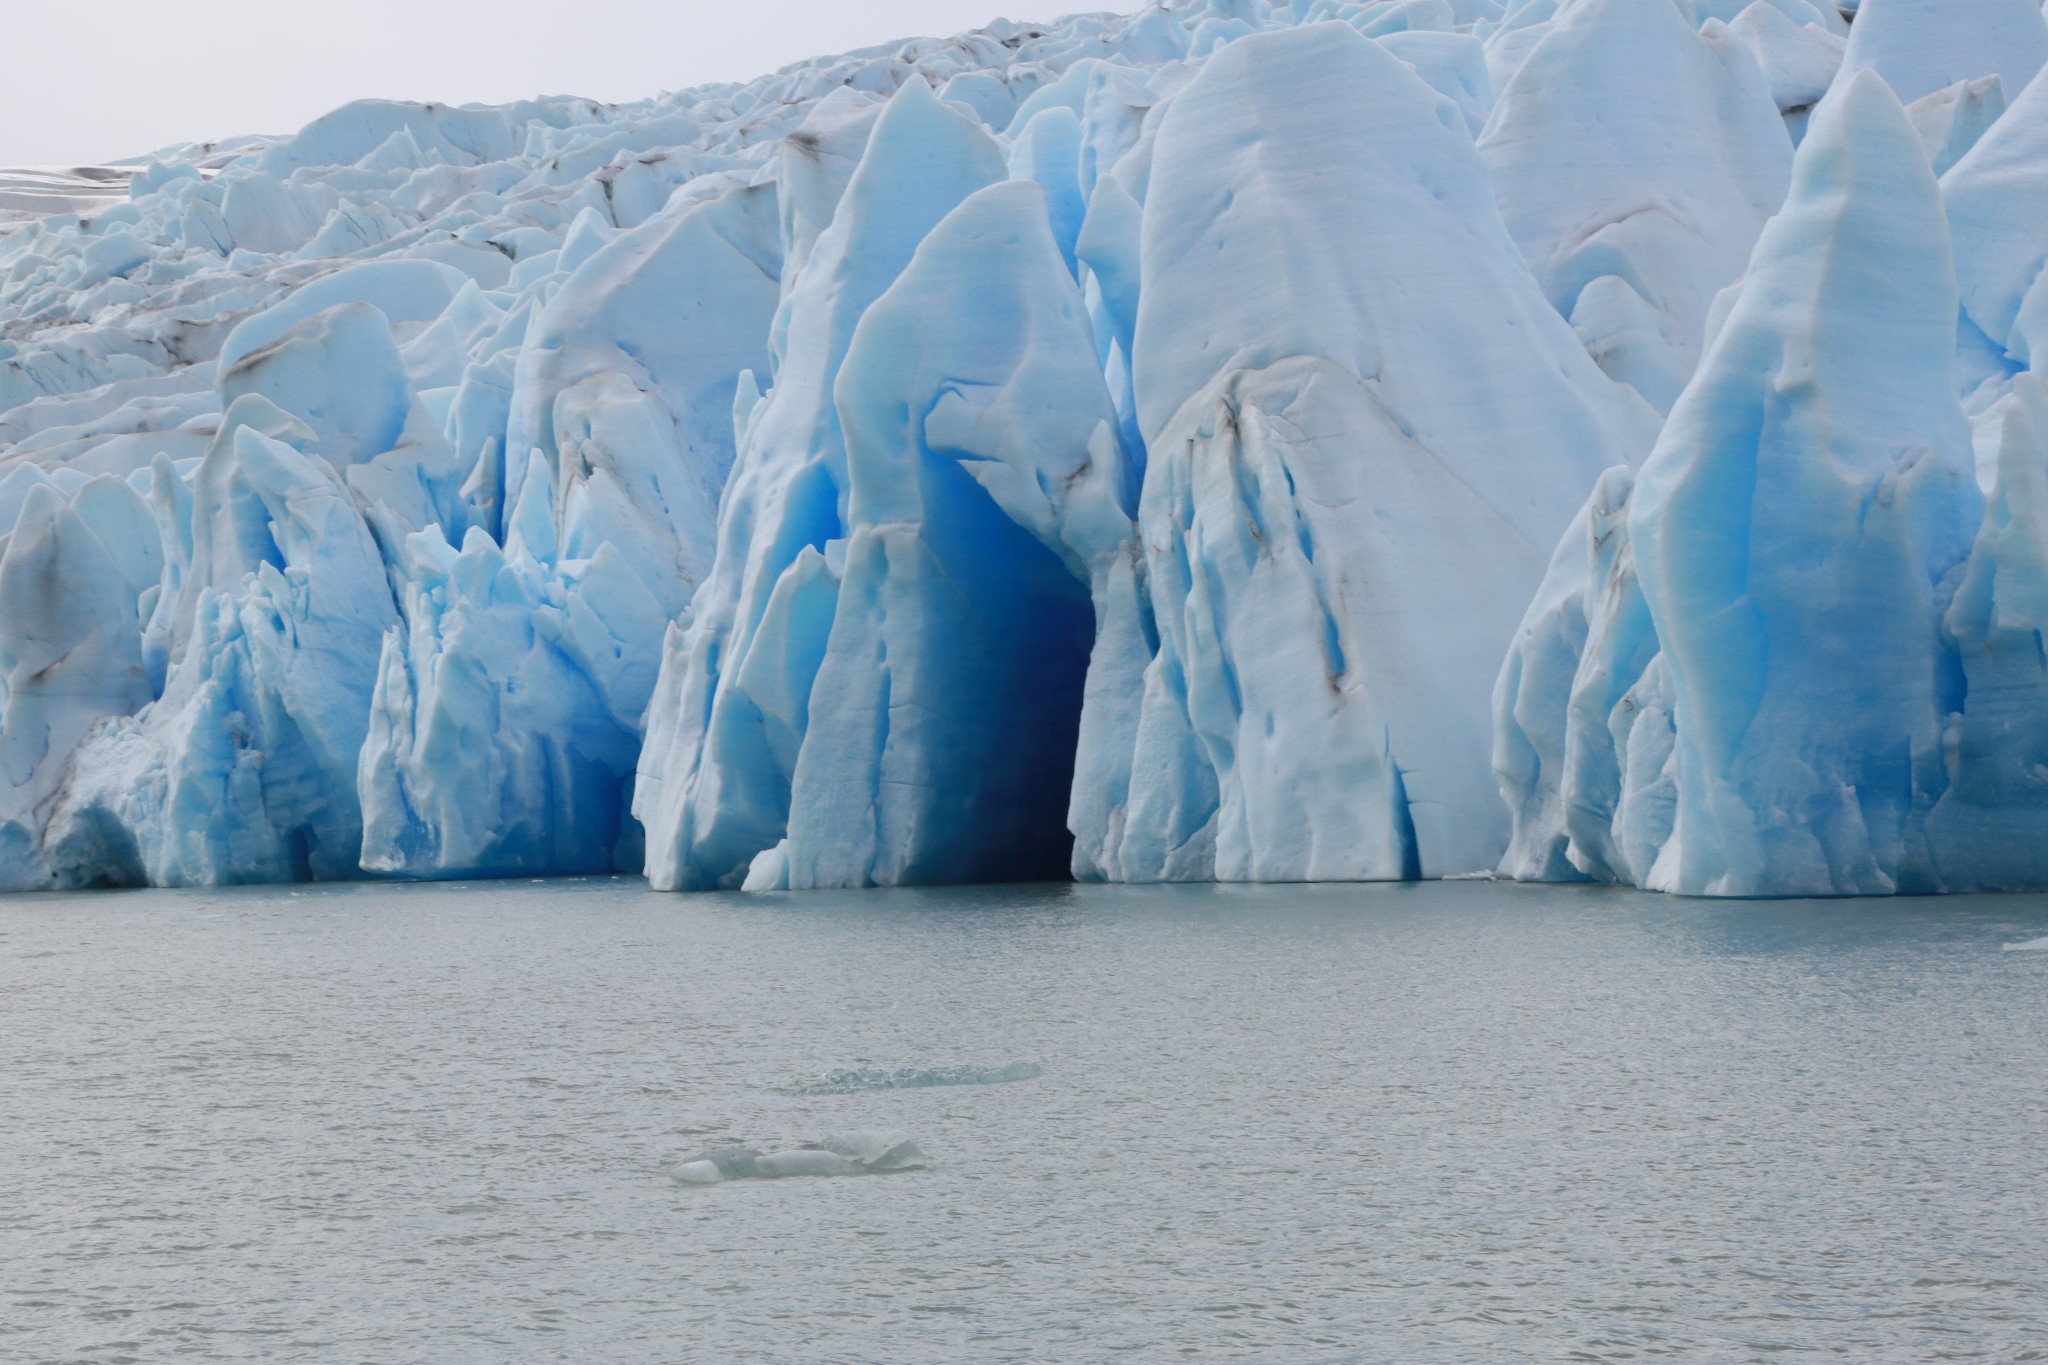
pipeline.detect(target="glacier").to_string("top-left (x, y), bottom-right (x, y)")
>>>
top-left (5, 0), bottom-right (2048, 897)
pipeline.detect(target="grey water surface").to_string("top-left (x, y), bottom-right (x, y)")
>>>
top-left (3, 878), bottom-right (2045, 1363)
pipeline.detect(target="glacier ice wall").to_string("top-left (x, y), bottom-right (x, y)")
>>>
top-left (1496, 34), bottom-right (2048, 898)
top-left (773, 179), bottom-right (1131, 890)
top-left (6, 0), bottom-right (2048, 897)
top-left (1070, 21), bottom-right (1653, 886)
top-left (1478, 0), bottom-right (1793, 415)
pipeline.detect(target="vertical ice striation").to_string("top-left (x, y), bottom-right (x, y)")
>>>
top-left (634, 79), bottom-right (1009, 890)
top-left (775, 181), bottom-right (1131, 888)
top-left (1080, 22), bottom-right (1651, 884)
top-left (1493, 465), bottom-right (1667, 885)
top-left (356, 521), bottom-right (661, 878)
top-left (1501, 71), bottom-right (1986, 897)
top-left (1926, 378), bottom-right (2048, 888)
top-left (1630, 71), bottom-right (1981, 896)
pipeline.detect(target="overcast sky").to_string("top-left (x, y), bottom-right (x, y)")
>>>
top-left (0, 0), bottom-right (1072, 165)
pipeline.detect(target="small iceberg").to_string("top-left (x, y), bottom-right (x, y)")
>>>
top-left (797, 1063), bottom-right (1042, 1095)
top-left (2002, 937), bottom-right (2048, 952)
top-left (670, 1130), bottom-right (927, 1185)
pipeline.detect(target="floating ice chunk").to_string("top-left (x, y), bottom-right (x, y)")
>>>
top-left (817, 1131), bottom-right (926, 1171)
top-left (799, 1064), bottom-right (1043, 1095)
top-left (694, 1146), bottom-right (768, 1180)
top-left (752, 1149), bottom-right (862, 1179)
top-left (670, 1160), bottom-right (724, 1185)
top-left (670, 1132), bottom-right (926, 1184)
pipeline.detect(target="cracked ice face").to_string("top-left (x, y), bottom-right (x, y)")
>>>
top-left (8, 0), bottom-right (2048, 898)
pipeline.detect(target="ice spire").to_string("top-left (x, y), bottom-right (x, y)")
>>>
top-left (635, 78), bottom-right (1008, 890)
top-left (1630, 70), bottom-right (1982, 896)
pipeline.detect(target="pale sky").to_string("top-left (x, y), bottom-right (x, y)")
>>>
top-left (0, 0), bottom-right (1079, 166)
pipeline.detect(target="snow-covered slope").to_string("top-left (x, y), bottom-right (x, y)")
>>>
top-left (4, 0), bottom-right (2047, 896)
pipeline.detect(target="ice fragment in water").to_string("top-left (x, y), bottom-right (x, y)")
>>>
top-left (669, 1131), bottom-right (926, 1184)
top-left (671, 1160), bottom-right (724, 1185)
top-left (752, 1149), bottom-right (862, 1179)
top-left (798, 1063), bottom-right (1043, 1095)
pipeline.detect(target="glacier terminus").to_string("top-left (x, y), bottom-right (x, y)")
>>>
top-left (5, 0), bottom-right (2048, 898)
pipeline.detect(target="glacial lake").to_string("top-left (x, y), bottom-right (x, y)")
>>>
top-left (3, 878), bottom-right (2044, 1363)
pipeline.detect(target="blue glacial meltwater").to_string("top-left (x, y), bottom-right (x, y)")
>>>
top-left (3, 877), bottom-right (2046, 1362)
